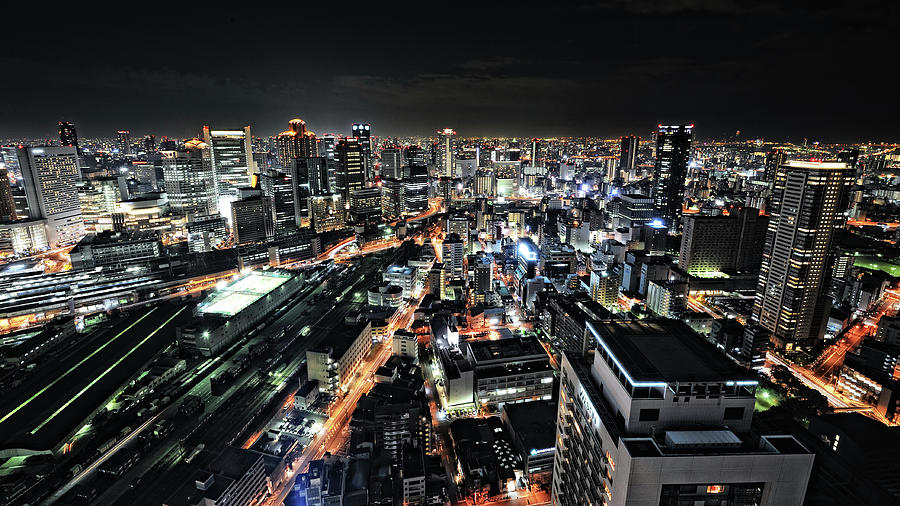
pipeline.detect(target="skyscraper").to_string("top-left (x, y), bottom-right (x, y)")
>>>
top-left (752, 160), bottom-right (854, 349)
top-left (58, 122), bottom-right (78, 149)
top-left (259, 170), bottom-right (296, 234)
top-left (202, 126), bottom-right (255, 220)
top-left (381, 146), bottom-right (402, 180)
top-left (17, 146), bottom-right (84, 246)
top-left (162, 139), bottom-right (218, 218)
top-left (404, 164), bottom-right (429, 213)
top-left (117, 130), bottom-right (131, 154)
top-left (351, 123), bottom-right (372, 179)
top-left (275, 118), bottom-right (317, 167)
top-left (619, 135), bottom-right (639, 181)
top-left (335, 137), bottom-right (366, 203)
top-left (652, 125), bottom-right (692, 230)
top-left (529, 137), bottom-right (541, 166)
top-left (437, 128), bottom-right (456, 177)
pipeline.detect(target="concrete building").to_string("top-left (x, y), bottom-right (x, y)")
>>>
top-left (502, 400), bottom-right (557, 487)
top-left (551, 320), bottom-right (815, 506)
top-left (646, 279), bottom-right (688, 318)
top-left (231, 193), bottom-right (274, 245)
top-left (202, 126), bottom-right (255, 219)
top-left (162, 140), bottom-right (218, 219)
top-left (383, 264), bottom-right (418, 299)
top-left (367, 282), bottom-right (403, 308)
top-left (392, 329), bottom-right (418, 361)
top-left (307, 321), bottom-right (372, 394)
top-left (17, 146), bottom-right (84, 246)
top-left (464, 335), bottom-right (554, 409)
top-left (69, 231), bottom-right (162, 270)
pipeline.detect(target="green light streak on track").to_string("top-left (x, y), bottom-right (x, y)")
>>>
top-left (31, 306), bottom-right (186, 435)
top-left (0, 308), bottom-right (159, 427)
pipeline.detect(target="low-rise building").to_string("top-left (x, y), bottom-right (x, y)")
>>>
top-left (69, 231), bottom-right (162, 270)
top-left (307, 321), bottom-right (372, 394)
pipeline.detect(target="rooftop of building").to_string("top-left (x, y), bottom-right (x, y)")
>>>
top-left (74, 230), bottom-right (159, 247)
top-left (314, 321), bottom-right (370, 359)
top-left (502, 400), bottom-right (557, 456)
top-left (587, 319), bottom-right (757, 384)
top-left (466, 335), bottom-right (546, 365)
top-left (197, 269), bottom-right (293, 317)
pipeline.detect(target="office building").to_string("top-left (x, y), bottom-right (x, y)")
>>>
top-left (652, 124), bottom-right (693, 230)
top-left (69, 231), bottom-right (162, 270)
top-left (381, 177), bottom-right (404, 219)
top-left (552, 320), bottom-right (815, 506)
top-left (465, 335), bottom-right (554, 409)
top-left (0, 168), bottom-right (15, 222)
top-left (186, 215), bottom-right (228, 253)
top-left (202, 126), bottom-right (255, 218)
top-left (381, 146), bottom-right (402, 179)
top-left (349, 186), bottom-right (382, 223)
top-left (404, 145), bottom-right (427, 167)
top-left (259, 170), bottom-right (297, 234)
top-left (442, 233), bottom-right (465, 280)
top-left (275, 118), bottom-right (317, 167)
top-left (404, 164), bottom-right (429, 212)
top-left (680, 208), bottom-right (768, 276)
top-left (17, 146), bottom-right (84, 246)
top-left (309, 194), bottom-right (345, 233)
top-left (437, 128), bottom-right (456, 177)
top-left (230, 192), bottom-right (274, 245)
top-left (752, 160), bottom-right (854, 349)
top-left (162, 139), bottom-right (218, 218)
top-left (351, 123), bottom-right (372, 178)
top-left (307, 321), bottom-right (372, 394)
top-left (383, 264), bottom-right (418, 299)
top-left (646, 279), bottom-right (688, 317)
top-left (619, 135), bottom-right (639, 181)
top-left (335, 137), bottom-right (366, 203)
top-left (612, 193), bottom-right (653, 228)
top-left (58, 121), bottom-right (78, 150)
top-left (117, 130), bottom-right (131, 154)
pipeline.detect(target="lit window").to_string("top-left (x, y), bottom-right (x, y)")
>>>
top-left (707, 485), bottom-right (723, 494)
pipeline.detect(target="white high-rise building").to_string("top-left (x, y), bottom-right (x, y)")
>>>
top-left (18, 146), bottom-right (84, 246)
top-left (202, 126), bottom-right (255, 221)
top-left (438, 128), bottom-right (456, 177)
top-left (162, 139), bottom-right (218, 219)
top-left (552, 320), bottom-right (814, 506)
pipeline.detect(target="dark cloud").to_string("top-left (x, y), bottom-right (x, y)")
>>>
top-left (0, 1), bottom-right (897, 142)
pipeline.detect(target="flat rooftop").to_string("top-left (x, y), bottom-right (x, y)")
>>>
top-left (503, 400), bottom-right (557, 455)
top-left (467, 335), bottom-right (546, 365)
top-left (587, 319), bottom-right (756, 384)
top-left (197, 270), bottom-right (292, 317)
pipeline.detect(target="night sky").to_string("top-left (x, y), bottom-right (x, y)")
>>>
top-left (2, 1), bottom-right (896, 142)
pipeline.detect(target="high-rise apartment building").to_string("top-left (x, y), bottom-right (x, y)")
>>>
top-left (162, 139), bottom-right (218, 218)
top-left (752, 160), bottom-right (854, 349)
top-left (17, 146), bottom-right (84, 246)
top-left (552, 320), bottom-right (815, 506)
top-left (58, 121), bottom-right (78, 150)
top-left (335, 138), bottom-right (366, 203)
top-left (619, 135), bottom-right (639, 181)
top-left (202, 126), bottom-right (255, 219)
top-left (652, 125), bottom-right (693, 230)
top-left (437, 128), bottom-right (456, 177)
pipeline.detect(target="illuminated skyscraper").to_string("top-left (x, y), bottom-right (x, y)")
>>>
top-left (202, 126), bottom-right (255, 220)
top-left (437, 128), bottom-right (456, 177)
top-left (117, 130), bottom-right (131, 154)
top-left (275, 118), bottom-right (317, 167)
top-left (17, 146), bottom-right (84, 246)
top-left (652, 125), bottom-right (692, 230)
top-left (259, 170), bottom-right (296, 234)
top-left (162, 139), bottom-right (217, 218)
top-left (58, 121), bottom-right (78, 149)
top-left (335, 138), bottom-right (366, 203)
top-left (381, 146), bottom-right (402, 179)
top-left (351, 123), bottom-right (372, 179)
top-left (619, 135), bottom-right (639, 181)
top-left (752, 160), bottom-right (854, 349)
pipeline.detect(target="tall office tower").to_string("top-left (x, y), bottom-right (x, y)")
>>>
top-left (202, 126), bottom-right (255, 220)
top-left (442, 233), bottom-right (465, 280)
top-left (78, 175), bottom-right (128, 232)
top-left (529, 138), bottom-right (541, 166)
top-left (335, 137), bottom-right (366, 203)
top-left (259, 170), bottom-right (297, 234)
top-left (381, 146), bottom-right (402, 179)
top-left (753, 160), bottom-right (854, 350)
top-left (437, 128), bottom-right (456, 177)
top-left (404, 165), bottom-right (429, 212)
top-left (349, 186), bottom-right (382, 223)
top-left (619, 135), bottom-right (639, 181)
top-left (652, 125), bottom-right (693, 230)
top-left (17, 146), bottom-right (84, 246)
top-left (58, 121), bottom-right (78, 149)
top-left (317, 134), bottom-right (338, 195)
top-left (351, 123), bottom-right (373, 179)
top-left (231, 192), bottom-right (274, 245)
top-left (0, 167), bottom-right (16, 221)
top-left (381, 177), bottom-right (404, 219)
top-left (275, 118), bottom-right (318, 167)
top-left (552, 320), bottom-right (815, 506)
top-left (1, 146), bottom-right (22, 181)
top-left (117, 130), bottom-right (132, 154)
top-left (309, 194), bottom-right (345, 233)
top-left (404, 145), bottom-right (426, 167)
top-left (293, 157), bottom-right (329, 199)
top-left (162, 139), bottom-right (218, 218)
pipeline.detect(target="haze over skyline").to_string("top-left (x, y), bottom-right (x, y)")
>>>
top-left (2, 1), bottom-right (897, 142)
